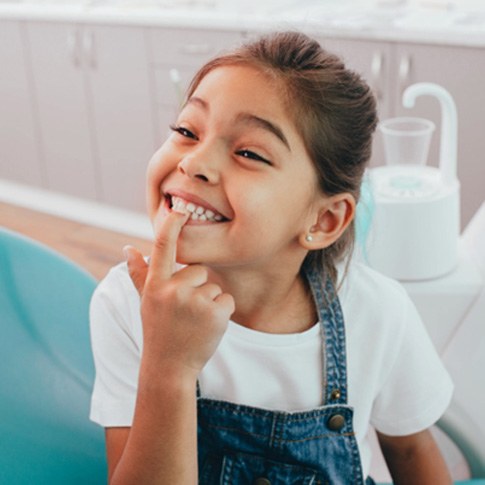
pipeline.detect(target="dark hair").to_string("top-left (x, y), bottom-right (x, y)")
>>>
top-left (186, 31), bottom-right (378, 282)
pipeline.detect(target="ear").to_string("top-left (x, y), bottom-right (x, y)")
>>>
top-left (299, 193), bottom-right (356, 250)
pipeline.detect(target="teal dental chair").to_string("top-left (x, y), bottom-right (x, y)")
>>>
top-left (0, 227), bottom-right (107, 484)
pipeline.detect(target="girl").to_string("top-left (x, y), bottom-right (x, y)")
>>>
top-left (90, 31), bottom-right (453, 484)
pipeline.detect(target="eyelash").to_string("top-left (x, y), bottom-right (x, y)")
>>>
top-left (169, 124), bottom-right (198, 140)
top-left (235, 150), bottom-right (272, 165)
top-left (169, 124), bottom-right (272, 165)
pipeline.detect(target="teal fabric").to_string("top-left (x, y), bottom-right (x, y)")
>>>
top-left (0, 227), bottom-right (107, 484)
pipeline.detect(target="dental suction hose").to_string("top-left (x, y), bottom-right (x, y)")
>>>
top-left (402, 82), bottom-right (458, 186)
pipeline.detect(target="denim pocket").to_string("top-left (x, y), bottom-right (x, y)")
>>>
top-left (219, 452), bottom-right (323, 484)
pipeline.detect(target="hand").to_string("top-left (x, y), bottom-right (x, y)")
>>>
top-left (124, 210), bottom-right (235, 377)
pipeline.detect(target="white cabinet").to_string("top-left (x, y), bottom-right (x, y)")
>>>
top-left (0, 21), bottom-right (43, 186)
top-left (27, 22), bottom-right (99, 201)
top-left (26, 22), bottom-right (153, 211)
top-left (316, 36), bottom-right (485, 226)
top-left (147, 28), bottom-right (247, 148)
top-left (88, 25), bottom-right (153, 212)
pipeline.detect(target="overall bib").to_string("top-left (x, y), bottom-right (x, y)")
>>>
top-left (197, 265), bottom-right (371, 484)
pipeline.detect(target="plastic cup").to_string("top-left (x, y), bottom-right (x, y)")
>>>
top-left (379, 117), bottom-right (435, 166)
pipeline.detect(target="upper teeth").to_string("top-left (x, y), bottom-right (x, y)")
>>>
top-left (171, 196), bottom-right (223, 222)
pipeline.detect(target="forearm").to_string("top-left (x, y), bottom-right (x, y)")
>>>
top-left (110, 360), bottom-right (198, 485)
top-left (111, 216), bottom-right (233, 483)
top-left (378, 429), bottom-right (452, 485)
top-left (386, 450), bottom-right (451, 484)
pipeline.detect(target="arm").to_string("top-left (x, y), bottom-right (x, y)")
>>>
top-left (377, 428), bottom-right (452, 485)
top-left (106, 210), bottom-right (234, 484)
top-left (106, 364), bottom-right (198, 484)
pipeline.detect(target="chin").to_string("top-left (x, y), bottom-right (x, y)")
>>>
top-left (175, 247), bottom-right (201, 266)
top-left (175, 249), bottom-right (219, 268)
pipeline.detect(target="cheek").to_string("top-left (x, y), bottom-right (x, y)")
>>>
top-left (145, 165), bottom-right (162, 217)
top-left (146, 145), bottom-right (175, 213)
top-left (146, 144), bottom-right (170, 181)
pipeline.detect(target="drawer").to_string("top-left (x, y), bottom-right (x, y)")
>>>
top-left (148, 28), bottom-right (245, 67)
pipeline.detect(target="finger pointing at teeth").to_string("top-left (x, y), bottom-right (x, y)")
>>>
top-left (125, 198), bottom-right (235, 377)
top-left (148, 208), bottom-right (190, 283)
top-left (125, 208), bottom-right (189, 296)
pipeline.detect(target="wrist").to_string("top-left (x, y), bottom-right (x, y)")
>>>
top-left (138, 355), bottom-right (199, 394)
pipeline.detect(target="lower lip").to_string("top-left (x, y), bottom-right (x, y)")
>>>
top-left (184, 219), bottom-right (220, 226)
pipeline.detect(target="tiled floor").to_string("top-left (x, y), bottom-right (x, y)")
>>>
top-left (0, 202), bottom-right (153, 280)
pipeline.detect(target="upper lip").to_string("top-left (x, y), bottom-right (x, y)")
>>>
top-left (164, 188), bottom-right (231, 220)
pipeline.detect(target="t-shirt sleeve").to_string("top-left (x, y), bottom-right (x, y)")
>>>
top-left (89, 264), bottom-right (141, 427)
top-left (370, 292), bottom-right (454, 436)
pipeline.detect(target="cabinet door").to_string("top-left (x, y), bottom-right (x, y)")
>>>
top-left (26, 22), bottom-right (99, 200)
top-left (87, 25), bottom-right (154, 212)
top-left (313, 36), bottom-right (393, 167)
top-left (153, 65), bottom-right (197, 148)
top-left (0, 21), bottom-right (43, 186)
top-left (148, 28), bottom-right (245, 148)
top-left (149, 27), bottom-right (245, 68)
top-left (392, 43), bottom-right (485, 226)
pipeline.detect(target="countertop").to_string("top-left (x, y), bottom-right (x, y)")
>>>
top-left (1, 0), bottom-right (485, 47)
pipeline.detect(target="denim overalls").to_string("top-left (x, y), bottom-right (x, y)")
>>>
top-left (197, 265), bottom-right (371, 484)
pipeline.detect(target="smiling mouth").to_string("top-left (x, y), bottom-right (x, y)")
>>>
top-left (168, 195), bottom-right (228, 222)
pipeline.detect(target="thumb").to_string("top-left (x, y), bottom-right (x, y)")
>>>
top-left (124, 245), bottom-right (149, 296)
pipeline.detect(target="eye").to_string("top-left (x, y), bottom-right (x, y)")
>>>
top-left (169, 124), bottom-right (198, 140)
top-left (236, 149), bottom-right (272, 165)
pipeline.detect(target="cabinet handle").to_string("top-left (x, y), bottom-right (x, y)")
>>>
top-left (371, 51), bottom-right (383, 102)
top-left (180, 43), bottom-right (212, 56)
top-left (83, 30), bottom-right (96, 69)
top-left (398, 55), bottom-right (412, 97)
top-left (67, 31), bottom-right (81, 68)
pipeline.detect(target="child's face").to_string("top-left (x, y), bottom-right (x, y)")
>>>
top-left (146, 65), bottom-right (324, 270)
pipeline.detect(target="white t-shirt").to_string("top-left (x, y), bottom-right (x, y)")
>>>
top-left (89, 259), bottom-right (453, 479)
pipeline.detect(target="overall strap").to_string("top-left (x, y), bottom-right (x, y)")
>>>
top-left (304, 263), bottom-right (349, 406)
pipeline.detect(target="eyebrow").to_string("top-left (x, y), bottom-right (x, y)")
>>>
top-left (185, 96), bottom-right (208, 111)
top-left (185, 96), bottom-right (291, 151)
top-left (236, 113), bottom-right (291, 151)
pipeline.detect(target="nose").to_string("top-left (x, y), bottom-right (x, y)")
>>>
top-left (177, 150), bottom-right (221, 184)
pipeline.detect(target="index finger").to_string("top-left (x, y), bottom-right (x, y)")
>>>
top-left (149, 209), bottom-right (190, 281)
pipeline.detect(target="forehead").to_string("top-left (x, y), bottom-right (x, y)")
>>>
top-left (190, 65), bottom-right (290, 121)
